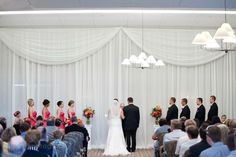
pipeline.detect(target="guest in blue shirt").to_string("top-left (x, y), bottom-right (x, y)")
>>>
top-left (152, 118), bottom-right (170, 157)
top-left (200, 125), bottom-right (230, 157)
top-left (226, 133), bottom-right (236, 157)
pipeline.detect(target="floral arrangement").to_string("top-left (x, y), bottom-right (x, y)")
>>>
top-left (151, 105), bottom-right (162, 124)
top-left (83, 107), bottom-right (95, 125)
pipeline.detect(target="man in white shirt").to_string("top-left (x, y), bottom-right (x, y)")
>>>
top-left (179, 125), bottom-right (200, 157)
top-left (175, 119), bottom-right (198, 155)
top-left (163, 119), bottom-right (186, 143)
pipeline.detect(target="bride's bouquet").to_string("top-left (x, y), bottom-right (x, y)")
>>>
top-left (150, 105), bottom-right (162, 125)
top-left (83, 107), bottom-right (95, 125)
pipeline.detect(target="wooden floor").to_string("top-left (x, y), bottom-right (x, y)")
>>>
top-left (88, 149), bottom-right (153, 157)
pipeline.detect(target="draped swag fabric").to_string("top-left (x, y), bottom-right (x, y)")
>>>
top-left (0, 27), bottom-right (236, 148)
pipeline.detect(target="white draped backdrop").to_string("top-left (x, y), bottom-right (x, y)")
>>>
top-left (0, 27), bottom-right (236, 148)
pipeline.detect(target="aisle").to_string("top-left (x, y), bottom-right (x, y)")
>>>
top-left (88, 149), bottom-right (153, 157)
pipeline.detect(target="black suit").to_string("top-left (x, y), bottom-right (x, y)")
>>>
top-left (180, 105), bottom-right (191, 119)
top-left (188, 140), bottom-right (210, 157)
top-left (65, 124), bottom-right (89, 157)
top-left (195, 105), bottom-right (206, 126)
top-left (123, 104), bottom-right (140, 152)
top-left (22, 149), bottom-right (49, 157)
top-left (207, 103), bottom-right (218, 121)
top-left (166, 104), bottom-right (178, 123)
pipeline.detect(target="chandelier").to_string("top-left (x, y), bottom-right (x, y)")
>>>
top-left (192, 0), bottom-right (236, 53)
top-left (121, 11), bottom-right (165, 69)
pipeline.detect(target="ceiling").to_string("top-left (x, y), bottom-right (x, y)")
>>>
top-left (0, 0), bottom-right (236, 11)
top-left (0, 0), bottom-right (236, 28)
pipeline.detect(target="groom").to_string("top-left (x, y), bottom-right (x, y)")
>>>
top-left (123, 97), bottom-right (140, 152)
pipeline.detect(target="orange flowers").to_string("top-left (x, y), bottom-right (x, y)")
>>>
top-left (83, 107), bottom-right (95, 119)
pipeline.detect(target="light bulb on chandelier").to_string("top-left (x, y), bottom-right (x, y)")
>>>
top-left (192, 0), bottom-right (236, 53)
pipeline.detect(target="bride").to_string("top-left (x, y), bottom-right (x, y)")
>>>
top-left (103, 99), bottom-right (130, 156)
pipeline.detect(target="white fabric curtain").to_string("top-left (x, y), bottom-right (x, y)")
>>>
top-left (0, 28), bottom-right (236, 148)
top-left (0, 28), bottom-right (225, 66)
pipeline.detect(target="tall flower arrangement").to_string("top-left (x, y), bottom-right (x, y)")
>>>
top-left (83, 107), bottom-right (95, 125)
top-left (150, 105), bottom-right (162, 125)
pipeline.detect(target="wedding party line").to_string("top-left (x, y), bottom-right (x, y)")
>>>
top-left (0, 95), bottom-right (235, 157)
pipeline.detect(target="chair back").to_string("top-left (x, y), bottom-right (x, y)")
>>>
top-left (164, 140), bottom-right (178, 157)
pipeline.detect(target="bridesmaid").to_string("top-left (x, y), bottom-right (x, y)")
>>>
top-left (56, 101), bottom-right (65, 129)
top-left (27, 98), bottom-right (37, 128)
top-left (42, 99), bottom-right (50, 127)
top-left (67, 100), bottom-right (76, 125)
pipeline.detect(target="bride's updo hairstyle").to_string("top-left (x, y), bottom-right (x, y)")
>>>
top-left (42, 99), bottom-right (50, 107)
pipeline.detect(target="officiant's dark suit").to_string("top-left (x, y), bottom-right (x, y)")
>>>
top-left (123, 97), bottom-right (140, 152)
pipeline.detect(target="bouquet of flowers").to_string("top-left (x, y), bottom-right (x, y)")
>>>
top-left (83, 107), bottom-right (95, 125)
top-left (151, 105), bottom-right (162, 125)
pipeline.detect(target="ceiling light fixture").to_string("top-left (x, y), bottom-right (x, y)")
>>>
top-left (121, 11), bottom-right (165, 69)
top-left (192, 0), bottom-right (236, 53)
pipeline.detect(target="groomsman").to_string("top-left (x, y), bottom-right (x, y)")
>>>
top-left (179, 98), bottom-right (191, 119)
top-left (166, 97), bottom-right (178, 123)
top-left (207, 95), bottom-right (218, 122)
top-left (195, 98), bottom-right (205, 126)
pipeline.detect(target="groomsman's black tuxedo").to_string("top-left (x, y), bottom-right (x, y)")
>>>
top-left (123, 104), bottom-right (140, 152)
top-left (166, 104), bottom-right (178, 123)
top-left (195, 105), bottom-right (206, 126)
top-left (207, 102), bottom-right (218, 122)
top-left (180, 105), bottom-right (191, 119)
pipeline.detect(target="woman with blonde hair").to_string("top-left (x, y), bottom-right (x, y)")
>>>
top-left (27, 98), bottom-right (37, 128)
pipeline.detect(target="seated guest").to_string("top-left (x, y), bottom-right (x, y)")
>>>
top-left (1, 127), bottom-right (17, 154)
top-left (13, 111), bottom-right (23, 136)
top-left (38, 127), bottom-right (58, 157)
top-left (178, 125), bottom-right (200, 157)
top-left (0, 117), bottom-right (7, 130)
top-left (36, 115), bottom-right (44, 128)
top-left (152, 118), bottom-right (170, 157)
top-left (55, 119), bottom-right (64, 134)
top-left (211, 116), bottom-right (221, 125)
top-left (175, 119), bottom-right (198, 155)
top-left (229, 119), bottom-right (236, 134)
top-left (217, 124), bottom-right (229, 145)
top-left (220, 115), bottom-right (227, 124)
top-left (8, 136), bottom-right (26, 156)
top-left (188, 122), bottom-right (211, 157)
top-left (180, 98), bottom-right (191, 119)
top-left (180, 117), bottom-right (187, 131)
top-left (65, 116), bottom-right (90, 157)
top-left (46, 117), bottom-right (57, 141)
top-left (22, 130), bottom-right (48, 157)
top-left (166, 97), bottom-right (178, 124)
top-left (200, 125), bottom-right (230, 157)
top-left (20, 122), bottom-right (31, 139)
top-left (163, 119), bottom-right (186, 144)
top-left (0, 125), bottom-right (3, 137)
top-left (51, 130), bottom-right (67, 157)
top-left (195, 98), bottom-right (206, 126)
top-left (226, 133), bottom-right (236, 157)
top-left (207, 95), bottom-right (218, 122)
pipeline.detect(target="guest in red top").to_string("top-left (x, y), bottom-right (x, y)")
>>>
top-left (67, 100), bottom-right (76, 125)
top-left (56, 101), bottom-right (66, 129)
top-left (27, 98), bottom-right (37, 128)
top-left (42, 99), bottom-right (50, 127)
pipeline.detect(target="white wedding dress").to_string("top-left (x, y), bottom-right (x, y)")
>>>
top-left (103, 102), bottom-right (130, 156)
